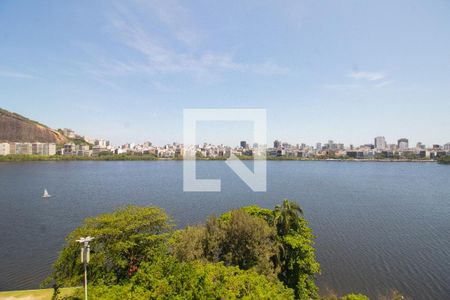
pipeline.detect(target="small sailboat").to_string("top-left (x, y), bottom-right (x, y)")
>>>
top-left (42, 189), bottom-right (51, 198)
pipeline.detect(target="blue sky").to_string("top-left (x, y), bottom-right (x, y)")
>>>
top-left (1, 0), bottom-right (449, 146)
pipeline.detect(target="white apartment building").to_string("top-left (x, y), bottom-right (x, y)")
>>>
top-left (16, 143), bottom-right (32, 155)
top-left (0, 143), bottom-right (10, 155)
top-left (374, 136), bottom-right (387, 150)
top-left (31, 143), bottom-right (57, 156)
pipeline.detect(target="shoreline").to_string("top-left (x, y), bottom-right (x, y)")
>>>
top-left (0, 155), bottom-right (439, 163)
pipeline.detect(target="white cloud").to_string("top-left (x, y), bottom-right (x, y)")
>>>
top-left (374, 80), bottom-right (394, 88)
top-left (0, 69), bottom-right (35, 79)
top-left (86, 1), bottom-right (288, 84)
top-left (349, 71), bottom-right (385, 81)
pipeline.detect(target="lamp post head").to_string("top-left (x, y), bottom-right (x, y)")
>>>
top-left (76, 236), bottom-right (95, 244)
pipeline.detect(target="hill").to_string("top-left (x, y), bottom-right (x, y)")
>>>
top-left (0, 108), bottom-right (68, 144)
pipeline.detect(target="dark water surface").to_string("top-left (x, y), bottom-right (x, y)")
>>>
top-left (0, 161), bottom-right (449, 299)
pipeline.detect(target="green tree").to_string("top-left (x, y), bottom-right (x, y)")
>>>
top-left (340, 294), bottom-right (370, 300)
top-left (44, 205), bottom-right (172, 287)
top-left (437, 155), bottom-right (450, 164)
top-left (272, 199), bottom-right (320, 299)
top-left (69, 258), bottom-right (295, 300)
top-left (173, 209), bottom-right (279, 277)
top-left (273, 199), bottom-right (304, 236)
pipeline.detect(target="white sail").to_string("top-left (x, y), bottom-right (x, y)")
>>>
top-left (42, 189), bottom-right (51, 198)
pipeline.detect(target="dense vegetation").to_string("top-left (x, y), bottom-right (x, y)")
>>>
top-left (44, 201), bottom-right (375, 299)
top-left (437, 155), bottom-right (450, 164)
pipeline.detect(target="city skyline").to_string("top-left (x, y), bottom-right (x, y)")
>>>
top-left (1, 1), bottom-right (450, 145)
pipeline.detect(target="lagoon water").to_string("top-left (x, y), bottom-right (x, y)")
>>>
top-left (0, 161), bottom-right (449, 299)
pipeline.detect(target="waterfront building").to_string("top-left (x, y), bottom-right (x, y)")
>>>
top-left (240, 141), bottom-right (247, 149)
top-left (46, 143), bottom-right (56, 156)
top-left (15, 143), bottom-right (32, 155)
top-left (92, 146), bottom-right (108, 156)
top-left (32, 142), bottom-right (44, 155)
top-left (274, 140), bottom-right (281, 149)
top-left (346, 150), bottom-right (364, 159)
top-left (374, 136), bottom-right (387, 149)
top-left (398, 138), bottom-right (409, 150)
top-left (444, 143), bottom-right (450, 151)
top-left (76, 144), bottom-right (90, 156)
top-left (64, 143), bottom-right (76, 155)
top-left (9, 143), bottom-right (16, 154)
top-left (32, 143), bottom-right (56, 155)
top-left (0, 143), bottom-right (10, 155)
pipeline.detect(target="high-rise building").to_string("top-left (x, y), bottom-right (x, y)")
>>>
top-left (398, 138), bottom-right (409, 150)
top-left (374, 136), bottom-right (387, 149)
top-left (316, 143), bottom-right (322, 151)
top-left (444, 143), bottom-right (450, 151)
top-left (240, 141), bottom-right (247, 148)
top-left (326, 140), bottom-right (337, 151)
top-left (274, 140), bottom-right (281, 149)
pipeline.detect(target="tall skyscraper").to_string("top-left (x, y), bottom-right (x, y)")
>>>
top-left (374, 136), bottom-right (387, 149)
top-left (398, 138), bottom-right (409, 150)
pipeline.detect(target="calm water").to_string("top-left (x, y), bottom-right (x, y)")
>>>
top-left (0, 161), bottom-right (449, 299)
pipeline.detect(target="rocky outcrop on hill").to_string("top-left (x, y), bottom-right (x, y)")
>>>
top-left (0, 108), bottom-right (67, 143)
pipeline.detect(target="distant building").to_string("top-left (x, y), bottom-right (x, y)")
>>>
top-left (32, 143), bottom-right (44, 155)
top-left (274, 140), bottom-right (281, 149)
top-left (346, 150), bottom-right (364, 159)
top-left (398, 138), bottom-right (409, 150)
top-left (325, 140), bottom-right (337, 151)
top-left (76, 144), bottom-right (90, 156)
top-left (443, 143), bottom-right (450, 151)
top-left (316, 143), bottom-right (322, 151)
top-left (16, 143), bottom-right (32, 155)
top-left (0, 143), bottom-right (10, 155)
top-left (64, 143), bottom-right (76, 155)
top-left (32, 143), bottom-right (56, 156)
top-left (9, 143), bottom-right (17, 154)
top-left (92, 146), bottom-right (108, 156)
top-left (95, 139), bottom-right (110, 149)
top-left (374, 136), bottom-right (387, 150)
top-left (46, 143), bottom-right (56, 155)
top-left (240, 141), bottom-right (247, 149)
top-left (388, 144), bottom-right (398, 151)
top-left (62, 128), bottom-right (76, 138)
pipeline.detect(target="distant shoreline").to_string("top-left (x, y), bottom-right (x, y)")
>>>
top-left (0, 155), bottom-right (439, 163)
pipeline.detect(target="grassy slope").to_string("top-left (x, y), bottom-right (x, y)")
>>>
top-left (0, 287), bottom-right (79, 300)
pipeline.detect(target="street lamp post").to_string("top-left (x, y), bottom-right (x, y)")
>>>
top-left (76, 236), bottom-right (94, 300)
